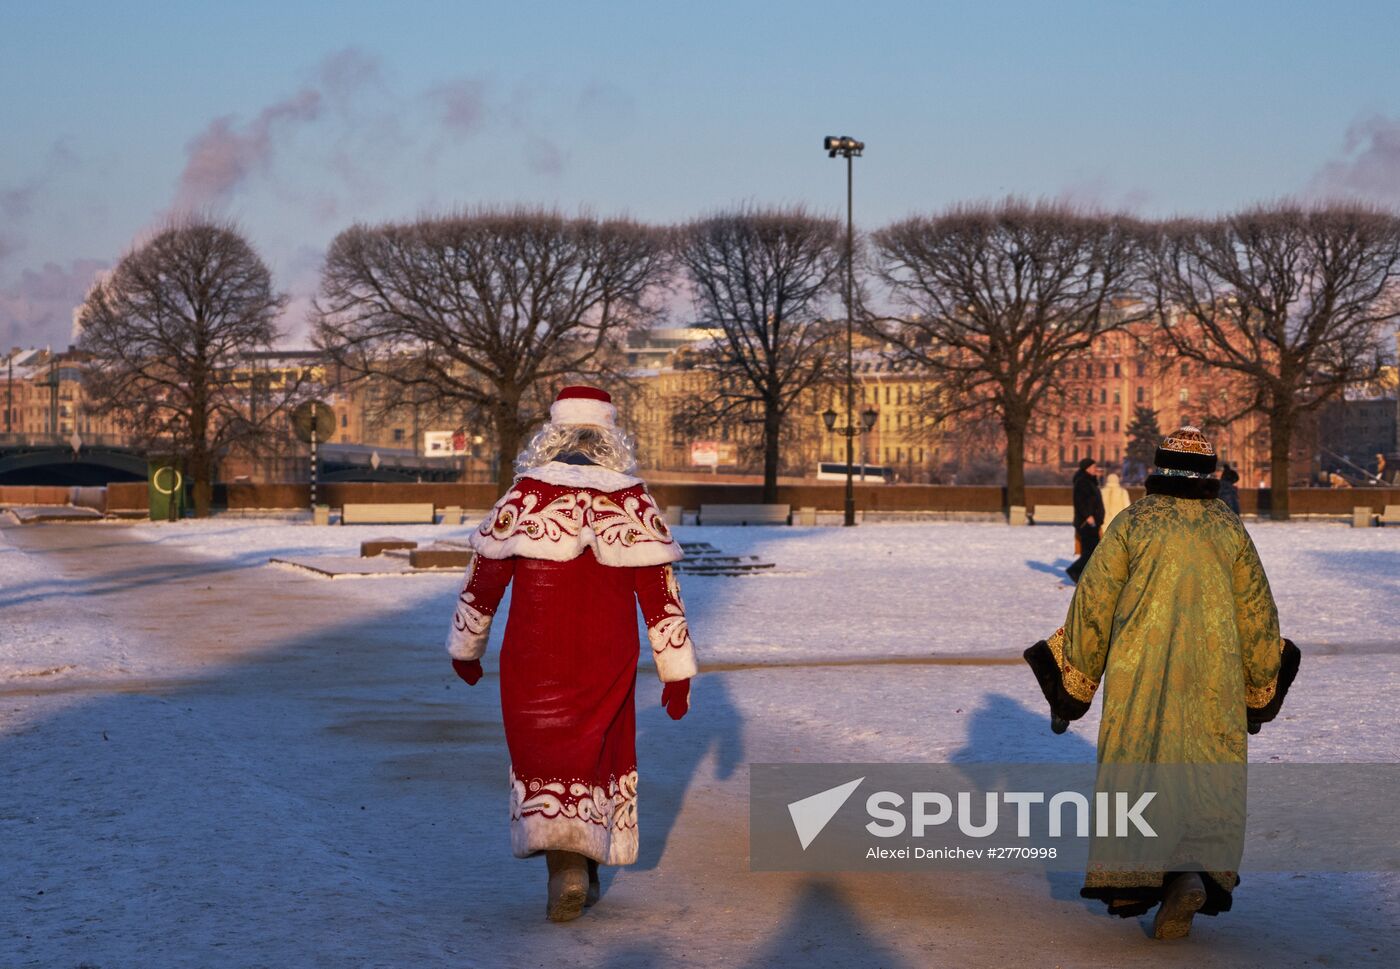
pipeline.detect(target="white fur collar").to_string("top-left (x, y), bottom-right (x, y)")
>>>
top-left (521, 461), bottom-right (642, 492)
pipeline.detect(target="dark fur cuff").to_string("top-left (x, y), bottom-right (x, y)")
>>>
top-left (1144, 474), bottom-right (1221, 500)
top-left (1247, 639), bottom-right (1301, 728)
top-left (1024, 639), bottom-right (1092, 722)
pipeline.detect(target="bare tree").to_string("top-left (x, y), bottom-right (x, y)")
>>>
top-left (868, 201), bottom-right (1146, 511)
top-left (76, 221), bottom-right (295, 517)
top-left (1142, 203), bottom-right (1400, 518)
top-left (675, 207), bottom-right (843, 501)
top-left (314, 209), bottom-right (668, 490)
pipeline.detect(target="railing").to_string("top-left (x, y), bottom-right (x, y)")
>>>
top-left (0, 433), bottom-right (136, 448)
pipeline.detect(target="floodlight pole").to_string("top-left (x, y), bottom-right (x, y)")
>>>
top-left (824, 135), bottom-right (864, 526)
top-left (843, 151), bottom-right (856, 526)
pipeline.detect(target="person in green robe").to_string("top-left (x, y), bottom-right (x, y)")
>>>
top-left (1025, 426), bottom-right (1300, 939)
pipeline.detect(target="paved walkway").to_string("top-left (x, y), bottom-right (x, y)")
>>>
top-left (1, 523), bottom-right (1391, 967)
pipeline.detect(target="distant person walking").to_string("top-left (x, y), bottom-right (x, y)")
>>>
top-left (1025, 426), bottom-right (1300, 939)
top-left (1101, 472), bottom-right (1131, 528)
top-left (1065, 458), bottom-right (1105, 584)
top-left (1218, 462), bottom-right (1241, 515)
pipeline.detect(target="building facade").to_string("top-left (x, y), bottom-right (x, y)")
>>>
top-left (2, 347), bottom-right (128, 445)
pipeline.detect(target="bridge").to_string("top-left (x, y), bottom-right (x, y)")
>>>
top-left (0, 436), bottom-right (147, 486)
top-left (0, 437), bottom-right (469, 487)
top-left (317, 443), bottom-right (466, 483)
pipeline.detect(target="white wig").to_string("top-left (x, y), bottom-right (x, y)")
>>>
top-left (514, 421), bottom-right (639, 476)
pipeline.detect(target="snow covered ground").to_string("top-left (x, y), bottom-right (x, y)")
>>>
top-left (1, 517), bottom-right (1396, 967)
top-left (5, 516), bottom-right (1395, 681)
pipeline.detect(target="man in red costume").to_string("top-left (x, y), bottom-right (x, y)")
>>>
top-left (447, 386), bottom-right (697, 923)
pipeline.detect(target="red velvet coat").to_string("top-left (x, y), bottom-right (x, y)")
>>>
top-left (447, 461), bottom-right (696, 865)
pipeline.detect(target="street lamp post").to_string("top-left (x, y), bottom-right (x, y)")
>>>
top-left (824, 135), bottom-right (864, 525)
top-left (823, 404), bottom-right (879, 514)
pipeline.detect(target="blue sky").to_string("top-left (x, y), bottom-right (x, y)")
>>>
top-left (3, 0), bottom-right (1399, 348)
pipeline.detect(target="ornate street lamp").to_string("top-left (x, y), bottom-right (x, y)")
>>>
top-left (822, 403), bottom-right (879, 489)
top-left (823, 135), bottom-right (864, 525)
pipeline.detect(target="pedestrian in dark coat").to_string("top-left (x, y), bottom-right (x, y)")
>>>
top-left (1219, 462), bottom-right (1241, 515)
top-left (1065, 458), bottom-right (1104, 583)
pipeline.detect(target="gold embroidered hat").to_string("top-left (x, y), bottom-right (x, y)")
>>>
top-left (1154, 425), bottom-right (1217, 477)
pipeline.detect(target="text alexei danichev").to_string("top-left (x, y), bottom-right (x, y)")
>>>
top-left (866, 846), bottom-right (1060, 860)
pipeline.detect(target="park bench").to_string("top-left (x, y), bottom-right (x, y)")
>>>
top-left (1381, 504), bottom-right (1400, 527)
top-left (697, 504), bottom-right (791, 526)
top-left (1030, 504), bottom-right (1075, 525)
top-left (340, 502), bottom-right (436, 526)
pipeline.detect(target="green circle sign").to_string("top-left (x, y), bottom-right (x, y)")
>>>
top-left (152, 466), bottom-right (184, 496)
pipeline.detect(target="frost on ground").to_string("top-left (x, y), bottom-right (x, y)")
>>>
top-left (0, 518), bottom-right (1396, 967)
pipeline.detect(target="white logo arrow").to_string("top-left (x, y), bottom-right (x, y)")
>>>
top-left (787, 777), bottom-right (864, 850)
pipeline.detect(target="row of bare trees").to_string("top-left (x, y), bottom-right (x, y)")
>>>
top-left (74, 201), bottom-right (1400, 518)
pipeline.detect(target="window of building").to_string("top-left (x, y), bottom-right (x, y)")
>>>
top-left (1179, 388), bottom-right (1189, 403)
top-left (1114, 363), bottom-right (1121, 377)
top-left (1113, 416), bottom-right (1120, 432)
top-left (1180, 362), bottom-right (1190, 376)
top-left (1136, 386), bottom-right (1145, 403)
top-left (1072, 445), bottom-right (1079, 461)
top-left (340, 413), bottom-right (347, 428)
top-left (1113, 390), bottom-right (1120, 404)
top-left (393, 428), bottom-right (404, 442)
top-left (1099, 364), bottom-right (1107, 378)
top-left (1099, 418), bottom-right (1107, 432)
top-left (1100, 388), bottom-right (1107, 404)
top-left (1137, 362), bottom-right (1146, 377)
top-left (1059, 445), bottom-right (1065, 462)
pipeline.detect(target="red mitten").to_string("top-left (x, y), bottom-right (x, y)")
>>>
top-left (452, 659), bottom-right (483, 685)
top-left (661, 679), bottom-right (690, 720)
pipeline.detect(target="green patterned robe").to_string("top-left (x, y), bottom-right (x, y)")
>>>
top-left (1027, 491), bottom-right (1296, 915)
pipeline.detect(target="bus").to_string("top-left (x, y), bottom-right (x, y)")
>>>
top-left (816, 462), bottom-right (891, 483)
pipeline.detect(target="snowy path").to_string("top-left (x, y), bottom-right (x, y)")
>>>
top-left (1, 521), bottom-right (1396, 967)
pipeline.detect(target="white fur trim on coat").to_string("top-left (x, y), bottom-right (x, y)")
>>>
top-left (509, 767), bottom-right (639, 865)
top-left (549, 397), bottom-right (617, 427)
top-left (648, 618), bottom-right (699, 682)
top-left (446, 559), bottom-right (494, 660)
top-left (470, 479), bottom-right (683, 568)
top-left (523, 461), bottom-right (641, 492)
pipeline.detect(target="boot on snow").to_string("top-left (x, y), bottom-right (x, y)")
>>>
top-left (1152, 872), bottom-right (1207, 940)
top-left (545, 850), bottom-right (589, 923)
